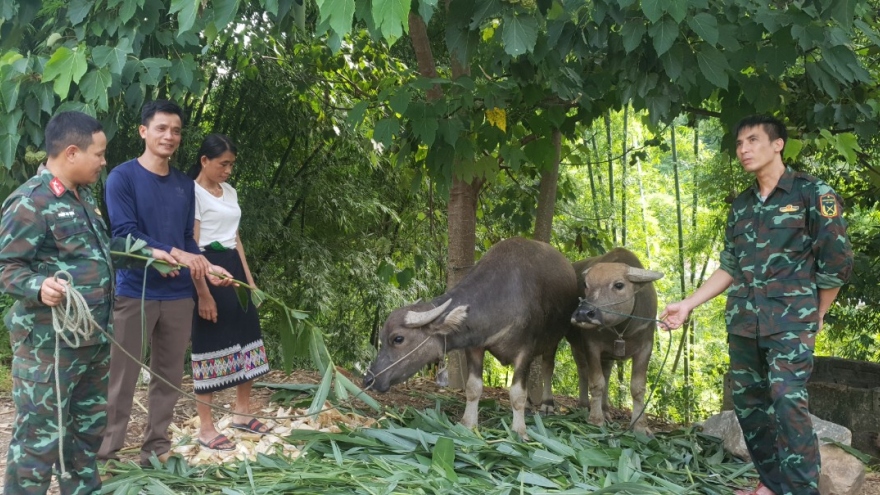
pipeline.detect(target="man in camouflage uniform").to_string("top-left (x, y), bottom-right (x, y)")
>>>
top-left (661, 115), bottom-right (853, 495)
top-left (0, 112), bottom-right (177, 495)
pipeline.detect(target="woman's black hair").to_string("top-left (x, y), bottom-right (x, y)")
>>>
top-left (187, 133), bottom-right (237, 179)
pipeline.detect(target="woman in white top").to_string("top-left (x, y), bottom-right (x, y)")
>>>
top-left (187, 134), bottom-right (269, 451)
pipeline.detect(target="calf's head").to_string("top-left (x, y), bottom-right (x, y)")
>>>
top-left (364, 299), bottom-right (468, 392)
top-left (572, 262), bottom-right (663, 329)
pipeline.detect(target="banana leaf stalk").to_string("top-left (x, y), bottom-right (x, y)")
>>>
top-left (110, 237), bottom-right (380, 415)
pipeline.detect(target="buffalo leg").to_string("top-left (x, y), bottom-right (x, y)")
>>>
top-left (460, 348), bottom-right (485, 430)
top-left (509, 353), bottom-right (531, 439)
top-left (568, 334), bottom-right (590, 408)
top-left (587, 348), bottom-right (606, 427)
top-left (629, 346), bottom-right (652, 435)
top-left (600, 358), bottom-right (614, 422)
top-left (537, 351), bottom-right (556, 414)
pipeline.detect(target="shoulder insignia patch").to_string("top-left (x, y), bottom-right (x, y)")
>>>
top-left (779, 204), bottom-right (800, 213)
top-left (49, 177), bottom-right (66, 197)
top-left (819, 193), bottom-right (839, 218)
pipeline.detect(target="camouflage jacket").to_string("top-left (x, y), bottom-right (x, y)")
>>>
top-left (0, 169), bottom-right (114, 348)
top-left (720, 167), bottom-right (853, 337)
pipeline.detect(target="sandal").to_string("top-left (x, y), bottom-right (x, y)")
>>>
top-left (198, 433), bottom-right (236, 451)
top-left (231, 418), bottom-right (270, 434)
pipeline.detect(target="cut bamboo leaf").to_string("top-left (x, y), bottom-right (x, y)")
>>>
top-left (307, 365), bottom-right (333, 417)
top-left (334, 370), bottom-right (381, 411)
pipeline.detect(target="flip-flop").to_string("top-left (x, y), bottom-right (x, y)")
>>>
top-left (231, 418), bottom-right (270, 434)
top-left (198, 433), bottom-right (236, 451)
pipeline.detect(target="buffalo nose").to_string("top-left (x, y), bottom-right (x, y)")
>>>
top-left (363, 373), bottom-right (374, 388)
top-left (574, 301), bottom-right (599, 322)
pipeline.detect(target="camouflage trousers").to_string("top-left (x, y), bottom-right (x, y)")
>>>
top-left (728, 332), bottom-right (819, 495)
top-left (4, 342), bottom-right (110, 495)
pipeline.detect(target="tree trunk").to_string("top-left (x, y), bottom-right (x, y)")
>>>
top-left (528, 128), bottom-right (562, 405)
top-left (445, 177), bottom-right (480, 389)
top-left (533, 128), bottom-right (561, 243)
top-left (668, 125), bottom-right (691, 423)
top-left (409, 4), bottom-right (479, 390)
top-left (604, 112), bottom-right (616, 244)
top-left (620, 107), bottom-right (628, 246)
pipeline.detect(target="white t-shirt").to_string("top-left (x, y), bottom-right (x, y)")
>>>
top-left (194, 182), bottom-right (240, 250)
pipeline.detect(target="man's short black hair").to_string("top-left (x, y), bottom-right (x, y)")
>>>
top-left (45, 112), bottom-right (104, 158)
top-left (141, 99), bottom-right (184, 126)
top-left (735, 115), bottom-right (788, 146)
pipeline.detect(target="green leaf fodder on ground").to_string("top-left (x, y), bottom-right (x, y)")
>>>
top-left (101, 397), bottom-right (762, 494)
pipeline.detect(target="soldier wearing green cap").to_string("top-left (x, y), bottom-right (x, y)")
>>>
top-left (661, 115), bottom-right (853, 495)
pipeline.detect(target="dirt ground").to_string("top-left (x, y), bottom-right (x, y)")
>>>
top-left (0, 369), bottom-right (878, 494)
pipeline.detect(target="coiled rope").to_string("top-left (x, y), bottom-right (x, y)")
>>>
top-left (50, 270), bottom-right (102, 480)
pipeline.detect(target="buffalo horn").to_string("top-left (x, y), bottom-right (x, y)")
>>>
top-left (626, 267), bottom-right (664, 282)
top-left (404, 299), bottom-right (453, 328)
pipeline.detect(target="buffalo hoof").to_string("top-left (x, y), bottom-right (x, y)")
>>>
top-left (632, 424), bottom-right (653, 437)
top-left (537, 400), bottom-right (555, 415)
top-left (588, 413), bottom-right (605, 427)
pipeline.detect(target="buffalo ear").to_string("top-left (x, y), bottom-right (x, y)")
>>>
top-left (433, 305), bottom-right (469, 334)
top-left (626, 267), bottom-right (664, 283)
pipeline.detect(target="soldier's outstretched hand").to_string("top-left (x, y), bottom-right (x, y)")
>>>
top-left (659, 301), bottom-right (691, 331)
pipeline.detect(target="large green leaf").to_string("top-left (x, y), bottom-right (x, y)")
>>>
top-left (805, 61), bottom-right (839, 99)
top-left (470, 0), bottom-right (500, 30)
top-left (373, 117), bottom-right (399, 148)
top-left (315, 0), bottom-right (355, 39)
top-left (687, 12), bottom-right (717, 46)
top-left (68, 0), bottom-right (93, 25)
top-left (431, 437), bottom-right (458, 481)
top-left (212, 0), bottom-right (241, 31)
top-left (829, 0), bottom-right (858, 31)
top-left (79, 67), bottom-right (112, 111)
top-left (823, 45), bottom-right (870, 83)
top-left (640, 0), bottom-right (663, 23)
top-left (119, 0), bottom-right (137, 23)
top-left (91, 38), bottom-right (132, 76)
top-left (855, 19), bottom-right (880, 48)
top-left (501, 11), bottom-right (538, 57)
top-left (408, 102), bottom-right (438, 147)
top-left (0, 78), bottom-right (21, 112)
top-left (169, 0), bottom-right (199, 35)
top-left (418, 0), bottom-right (438, 24)
top-left (696, 44), bottom-right (729, 89)
top-left (169, 55), bottom-right (196, 89)
top-left (43, 46), bottom-right (88, 99)
top-left (756, 43), bottom-right (797, 78)
top-left (660, 42), bottom-right (686, 81)
top-left (140, 58), bottom-right (172, 85)
top-left (621, 19), bottom-right (646, 53)
top-left (666, 0), bottom-right (687, 24)
top-left (0, 116), bottom-right (21, 169)
top-left (648, 17), bottom-right (678, 57)
top-left (372, 0), bottom-right (409, 42)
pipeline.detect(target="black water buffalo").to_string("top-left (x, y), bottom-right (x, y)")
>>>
top-left (364, 237), bottom-right (578, 439)
top-left (568, 247), bottom-right (663, 434)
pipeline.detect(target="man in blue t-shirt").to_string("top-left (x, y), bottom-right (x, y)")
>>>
top-left (99, 100), bottom-right (231, 466)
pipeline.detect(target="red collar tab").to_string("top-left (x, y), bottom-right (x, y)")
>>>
top-left (49, 177), bottom-right (67, 197)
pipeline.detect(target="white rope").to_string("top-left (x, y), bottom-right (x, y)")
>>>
top-left (50, 271), bottom-right (101, 480)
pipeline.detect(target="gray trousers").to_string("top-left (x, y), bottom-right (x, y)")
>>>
top-left (98, 296), bottom-right (194, 464)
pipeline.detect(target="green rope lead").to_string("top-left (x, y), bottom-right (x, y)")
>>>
top-left (50, 270), bottom-right (102, 480)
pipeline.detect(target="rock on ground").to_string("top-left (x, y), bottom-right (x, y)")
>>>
top-left (701, 410), bottom-right (865, 495)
